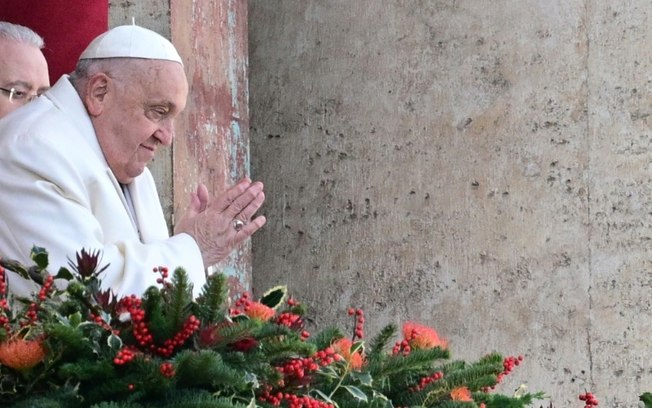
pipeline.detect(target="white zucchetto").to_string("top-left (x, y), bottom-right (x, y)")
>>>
top-left (78, 25), bottom-right (183, 65)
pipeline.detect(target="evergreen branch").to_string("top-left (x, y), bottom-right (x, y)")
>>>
top-left (370, 348), bottom-right (450, 379)
top-left (175, 349), bottom-right (249, 391)
top-left (194, 272), bottom-right (229, 324)
top-left (165, 267), bottom-right (194, 329)
top-left (366, 324), bottom-right (397, 361)
top-left (261, 336), bottom-right (317, 362)
top-left (308, 326), bottom-right (344, 350)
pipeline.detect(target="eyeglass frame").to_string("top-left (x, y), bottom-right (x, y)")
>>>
top-left (0, 86), bottom-right (40, 104)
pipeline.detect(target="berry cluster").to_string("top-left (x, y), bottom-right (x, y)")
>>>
top-left (347, 308), bottom-right (365, 339)
top-left (22, 275), bottom-right (55, 327)
top-left (114, 294), bottom-right (201, 361)
top-left (229, 292), bottom-right (252, 316)
top-left (89, 312), bottom-right (119, 335)
top-left (277, 312), bottom-right (303, 328)
top-left (276, 347), bottom-right (341, 382)
top-left (277, 308), bottom-right (310, 339)
top-left (259, 390), bottom-right (334, 408)
top-left (159, 361), bottom-right (175, 378)
top-left (113, 345), bottom-right (138, 365)
top-left (153, 266), bottom-right (170, 286)
top-left (579, 392), bottom-right (598, 407)
top-left (0, 266), bottom-right (10, 333)
top-left (481, 354), bottom-right (524, 392)
top-left (392, 339), bottom-right (412, 356)
top-left (409, 371), bottom-right (443, 392)
top-left (496, 355), bottom-right (524, 383)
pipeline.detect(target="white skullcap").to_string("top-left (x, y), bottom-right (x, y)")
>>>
top-left (78, 25), bottom-right (183, 65)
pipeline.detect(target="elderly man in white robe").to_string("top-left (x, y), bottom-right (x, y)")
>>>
top-left (0, 25), bottom-right (266, 298)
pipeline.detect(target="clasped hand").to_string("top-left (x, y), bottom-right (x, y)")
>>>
top-left (174, 178), bottom-right (266, 266)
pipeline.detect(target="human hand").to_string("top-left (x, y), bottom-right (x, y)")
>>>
top-left (174, 179), bottom-right (266, 266)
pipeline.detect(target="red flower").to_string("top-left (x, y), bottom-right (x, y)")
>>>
top-left (0, 339), bottom-right (46, 370)
top-left (450, 386), bottom-right (473, 401)
top-left (402, 322), bottom-right (447, 350)
top-left (231, 337), bottom-right (258, 352)
top-left (332, 338), bottom-right (364, 370)
top-left (244, 301), bottom-right (275, 322)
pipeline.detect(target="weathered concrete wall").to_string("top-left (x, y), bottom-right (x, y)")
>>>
top-left (249, 1), bottom-right (652, 406)
top-left (170, 0), bottom-right (252, 292)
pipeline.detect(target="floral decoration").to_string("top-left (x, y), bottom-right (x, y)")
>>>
top-left (0, 246), bottom-right (554, 408)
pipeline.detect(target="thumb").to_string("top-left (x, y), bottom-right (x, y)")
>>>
top-left (196, 183), bottom-right (209, 212)
top-left (174, 184), bottom-right (209, 235)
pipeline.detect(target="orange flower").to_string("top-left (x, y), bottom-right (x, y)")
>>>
top-left (332, 338), bottom-right (364, 370)
top-left (244, 301), bottom-right (276, 322)
top-left (0, 339), bottom-right (46, 370)
top-left (450, 386), bottom-right (473, 401)
top-left (402, 322), bottom-right (447, 350)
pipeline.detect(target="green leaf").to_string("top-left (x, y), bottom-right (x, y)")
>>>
top-left (640, 392), bottom-right (652, 408)
top-left (313, 389), bottom-right (338, 407)
top-left (352, 340), bottom-right (365, 354)
top-left (317, 365), bottom-right (340, 379)
top-left (107, 333), bottom-right (122, 350)
top-left (30, 246), bottom-right (49, 269)
top-left (55, 267), bottom-right (75, 281)
top-left (246, 397), bottom-right (257, 408)
top-left (343, 385), bottom-right (368, 402)
top-left (260, 285), bottom-right (287, 309)
top-left (69, 311), bottom-right (83, 327)
top-left (351, 371), bottom-right (373, 386)
top-left (244, 372), bottom-right (259, 388)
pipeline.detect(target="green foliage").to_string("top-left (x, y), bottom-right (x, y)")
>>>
top-left (259, 285), bottom-right (287, 309)
top-left (194, 273), bottom-right (228, 325)
top-left (642, 392), bottom-right (652, 408)
top-left (0, 248), bottom-right (545, 408)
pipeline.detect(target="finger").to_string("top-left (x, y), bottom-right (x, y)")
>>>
top-left (234, 191), bottom-right (265, 222)
top-left (214, 179), bottom-right (254, 213)
top-left (233, 215), bottom-right (266, 242)
top-left (218, 181), bottom-right (264, 218)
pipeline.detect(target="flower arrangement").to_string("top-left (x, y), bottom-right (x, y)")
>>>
top-left (0, 246), bottom-right (549, 407)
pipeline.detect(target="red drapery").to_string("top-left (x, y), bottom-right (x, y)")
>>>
top-left (0, 1), bottom-right (108, 82)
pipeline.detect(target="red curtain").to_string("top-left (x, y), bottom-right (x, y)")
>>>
top-left (0, 1), bottom-right (108, 82)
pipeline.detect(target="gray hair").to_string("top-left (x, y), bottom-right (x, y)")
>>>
top-left (0, 21), bottom-right (45, 49)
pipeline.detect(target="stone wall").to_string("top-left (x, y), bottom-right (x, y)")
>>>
top-left (249, 1), bottom-right (652, 406)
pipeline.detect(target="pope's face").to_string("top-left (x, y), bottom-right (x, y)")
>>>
top-left (93, 60), bottom-right (188, 184)
top-left (0, 38), bottom-right (50, 118)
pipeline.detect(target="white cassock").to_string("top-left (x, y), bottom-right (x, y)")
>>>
top-left (0, 75), bottom-right (206, 298)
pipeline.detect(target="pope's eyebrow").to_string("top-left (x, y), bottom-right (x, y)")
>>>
top-left (3, 80), bottom-right (32, 90)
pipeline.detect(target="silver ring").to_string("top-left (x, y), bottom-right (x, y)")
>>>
top-left (233, 219), bottom-right (245, 232)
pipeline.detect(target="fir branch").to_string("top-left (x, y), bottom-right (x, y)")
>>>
top-left (366, 324), bottom-right (397, 361)
top-left (165, 268), bottom-right (194, 329)
top-left (141, 287), bottom-right (171, 340)
top-left (439, 360), bottom-right (502, 391)
top-left (156, 390), bottom-right (249, 408)
top-left (212, 318), bottom-right (261, 347)
top-left (175, 349), bottom-right (248, 391)
top-left (369, 347), bottom-right (450, 380)
top-left (194, 272), bottom-right (228, 325)
top-left (308, 326), bottom-right (343, 350)
top-left (260, 336), bottom-right (317, 362)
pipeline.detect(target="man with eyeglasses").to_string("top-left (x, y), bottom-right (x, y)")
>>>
top-left (0, 21), bottom-right (49, 118)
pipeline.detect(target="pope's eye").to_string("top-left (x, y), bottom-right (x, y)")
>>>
top-left (12, 90), bottom-right (28, 99)
top-left (147, 107), bottom-right (169, 120)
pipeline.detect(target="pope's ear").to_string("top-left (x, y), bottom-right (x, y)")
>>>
top-left (84, 73), bottom-right (110, 116)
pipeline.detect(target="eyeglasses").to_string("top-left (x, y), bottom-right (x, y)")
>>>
top-left (0, 87), bottom-right (39, 104)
